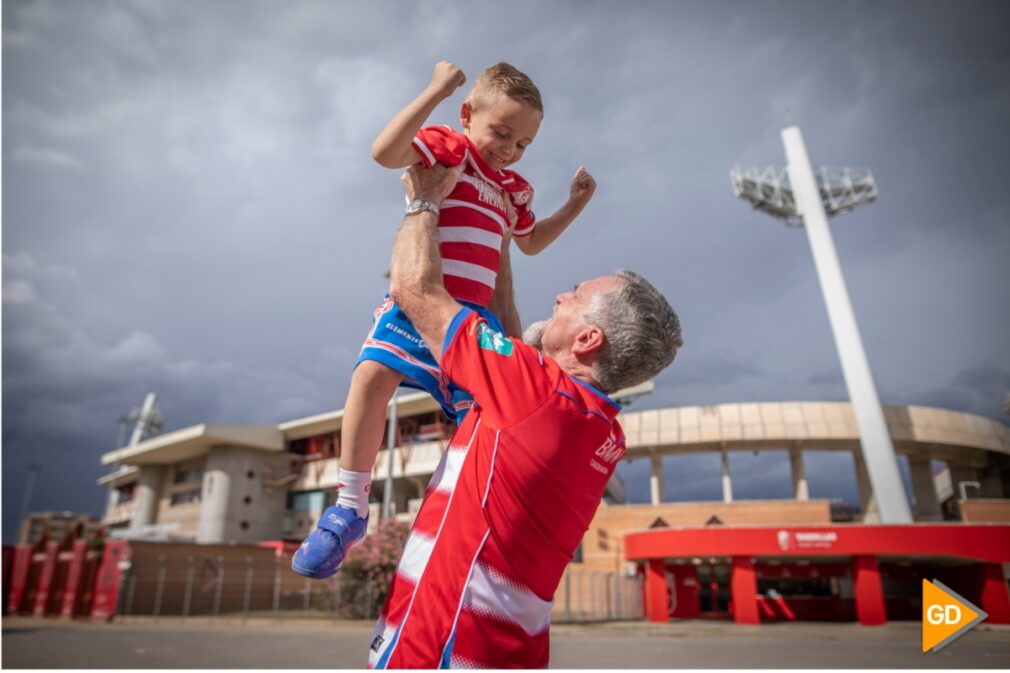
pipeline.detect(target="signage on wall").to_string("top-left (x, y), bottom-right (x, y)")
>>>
top-left (776, 529), bottom-right (838, 552)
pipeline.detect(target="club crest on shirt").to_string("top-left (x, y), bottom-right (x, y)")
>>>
top-left (476, 322), bottom-right (513, 356)
top-left (510, 184), bottom-right (533, 207)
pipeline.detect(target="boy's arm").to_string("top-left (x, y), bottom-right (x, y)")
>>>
top-left (514, 165), bottom-right (596, 255)
top-left (371, 61), bottom-right (466, 169)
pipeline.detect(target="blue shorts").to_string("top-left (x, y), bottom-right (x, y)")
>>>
top-left (356, 295), bottom-right (505, 422)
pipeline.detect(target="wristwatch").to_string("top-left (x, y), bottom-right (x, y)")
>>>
top-left (405, 198), bottom-right (440, 217)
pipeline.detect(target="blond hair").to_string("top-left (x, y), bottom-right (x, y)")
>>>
top-left (465, 62), bottom-right (543, 114)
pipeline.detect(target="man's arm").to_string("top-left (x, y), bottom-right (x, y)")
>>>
top-left (490, 206), bottom-right (523, 338)
top-left (371, 61), bottom-right (466, 169)
top-left (388, 163), bottom-right (465, 360)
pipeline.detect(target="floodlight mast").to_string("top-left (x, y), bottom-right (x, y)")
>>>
top-left (732, 125), bottom-right (912, 524)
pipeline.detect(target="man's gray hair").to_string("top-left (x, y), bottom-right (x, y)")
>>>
top-left (582, 269), bottom-right (683, 393)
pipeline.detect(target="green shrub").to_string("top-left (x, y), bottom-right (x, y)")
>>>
top-left (337, 518), bottom-right (410, 619)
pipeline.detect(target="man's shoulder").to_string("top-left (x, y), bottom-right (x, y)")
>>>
top-left (451, 313), bottom-right (554, 369)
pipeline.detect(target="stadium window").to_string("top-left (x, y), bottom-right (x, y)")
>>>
top-left (171, 490), bottom-right (201, 506)
top-left (174, 462), bottom-right (205, 484)
top-left (287, 490), bottom-right (326, 514)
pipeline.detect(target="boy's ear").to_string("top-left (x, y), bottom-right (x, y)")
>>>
top-left (459, 101), bottom-right (472, 130)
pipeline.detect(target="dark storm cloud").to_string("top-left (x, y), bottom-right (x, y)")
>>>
top-left (4, 0), bottom-right (1009, 541)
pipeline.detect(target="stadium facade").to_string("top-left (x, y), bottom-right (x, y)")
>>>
top-left (7, 387), bottom-right (1010, 625)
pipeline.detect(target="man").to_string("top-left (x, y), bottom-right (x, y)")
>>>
top-left (367, 162), bottom-right (682, 668)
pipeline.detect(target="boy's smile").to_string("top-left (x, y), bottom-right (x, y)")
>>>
top-left (460, 97), bottom-right (542, 171)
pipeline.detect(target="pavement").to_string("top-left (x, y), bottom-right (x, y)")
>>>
top-left (2, 615), bottom-right (1009, 669)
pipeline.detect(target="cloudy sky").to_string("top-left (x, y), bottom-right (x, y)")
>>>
top-left (3, 0), bottom-right (1008, 541)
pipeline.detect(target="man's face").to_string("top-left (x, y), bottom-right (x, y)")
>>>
top-left (530, 275), bottom-right (623, 358)
top-left (461, 98), bottom-right (542, 171)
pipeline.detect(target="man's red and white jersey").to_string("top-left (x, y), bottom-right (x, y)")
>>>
top-left (368, 308), bottom-right (625, 669)
top-left (412, 126), bottom-right (536, 307)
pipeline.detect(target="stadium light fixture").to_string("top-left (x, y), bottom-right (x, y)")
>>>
top-left (731, 126), bottom-right (912, 524)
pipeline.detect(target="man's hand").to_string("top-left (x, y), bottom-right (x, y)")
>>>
top-left (401, 162), bottom-right (464, 205)
top-left (569, 165), bottom-right (597, 209)
top-left (503, 194), bottom-right (519, 237)
top-left (428, 61), bottom-right (466, 100)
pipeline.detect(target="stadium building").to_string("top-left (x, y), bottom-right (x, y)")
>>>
top-left (7, 385), bottom-right (1010, 625)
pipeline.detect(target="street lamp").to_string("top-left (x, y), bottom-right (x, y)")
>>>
top-left (382, 392), bottom-right (398, 520)
top-left (731, 125), bottom-right (912, 524)
top-left (16, 465), bottom-right (42, 540)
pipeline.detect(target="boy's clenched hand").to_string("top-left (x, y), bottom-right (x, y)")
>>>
top-left (428, 61), bottom-right (466, 100)
top-left (569, 165), bottom-right (597, 209)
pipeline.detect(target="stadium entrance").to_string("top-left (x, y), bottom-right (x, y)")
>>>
top-left (630, 525), bottom-right (1010, 625)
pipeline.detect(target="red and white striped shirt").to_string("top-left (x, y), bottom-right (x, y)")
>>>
top-left (412, 126), bottom-right (536, 307)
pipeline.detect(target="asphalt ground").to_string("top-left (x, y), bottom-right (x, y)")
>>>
top-left (3, 616), bottom-right (1009, 669)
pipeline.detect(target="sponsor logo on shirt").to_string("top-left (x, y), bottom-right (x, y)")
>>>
top-left (385, 322), bottom-right (423, 345)
top-left (473, 176), bottom-right (506, 211)
top-left (476, 322), bottom-right (513, 356)
top-left (370, 634), bottom-right (385, 652)
top-left (590, 432), bottom-right (625, 474)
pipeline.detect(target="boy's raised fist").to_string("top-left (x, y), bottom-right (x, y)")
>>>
top-left (429, 61), bottom-right (466, 99)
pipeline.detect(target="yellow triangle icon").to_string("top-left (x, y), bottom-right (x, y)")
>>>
top-left (922, 579), bottom-right (987, 652)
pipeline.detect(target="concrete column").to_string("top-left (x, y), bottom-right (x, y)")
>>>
top-left (104, 485), bottom-right (119, 522)
top-left (60, 540), bottom-right (87, 618)
top-left (908, 455), bottom-right (941, 521)
top-left (980, 563), bottom-right (1010, 624)
top-left (644, 559), bottom-right (669, 623)
top-left (7, 546), bottom-right (32, 614)
top-left (32, 542), bottom-right (59, 616)
top-left (130, 465), bottom-right (163, 532)
top-left (789, 445), bottom-right (809, 501)
top-left (730, 557), bottom-right (760, 625)
top-left (851, 555), bottom-right (886, 625)
top-left (198, 448), bottom-right (234, 544)
top-left (721, 445), bottom-right (733, 503)
top-left (650, 454), bottom-right (665, 505)
top-left (853, 451), bottom-right (880, 523)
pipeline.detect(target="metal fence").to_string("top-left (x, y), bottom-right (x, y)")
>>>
top-left (115, 553), bottom-right (384, 621)
top-left (553, 566), bottom-right (643, 622)
top-left (114, 553), bottom-right (643, 623)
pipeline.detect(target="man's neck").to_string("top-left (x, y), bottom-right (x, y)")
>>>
top-left (555, 355), bottom-right (600, 390)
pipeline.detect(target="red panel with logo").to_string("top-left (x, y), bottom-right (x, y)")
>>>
top-left (624, 525), bottom-right (1010, 562)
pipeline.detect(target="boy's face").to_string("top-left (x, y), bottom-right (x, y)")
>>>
top-left (460, 97), bottom-right (542, 171)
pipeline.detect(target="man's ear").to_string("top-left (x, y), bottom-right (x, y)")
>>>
top-left (572, 325), bottom-right (605, 358)
top-left (460, 101), bottom-right (472, 130)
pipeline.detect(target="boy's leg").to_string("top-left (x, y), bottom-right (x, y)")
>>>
top-left (292, 361), bottom-right (401, 579)
top-left (337, 360), bottom-right (404, 514)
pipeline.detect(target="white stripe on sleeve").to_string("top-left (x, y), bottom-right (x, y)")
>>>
top-left (412, 137), bottom-right (436, 167)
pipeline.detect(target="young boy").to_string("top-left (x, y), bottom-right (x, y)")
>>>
top-left (292, 61), bottom-right (596, 578)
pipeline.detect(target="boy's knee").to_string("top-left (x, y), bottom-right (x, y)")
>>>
top-left (353, 360), bottom-right (404, 386)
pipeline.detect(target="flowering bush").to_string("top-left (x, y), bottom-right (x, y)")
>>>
top-left (337, 518), bottom-right (411, 619)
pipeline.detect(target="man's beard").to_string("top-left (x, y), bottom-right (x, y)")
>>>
top-left (522, 320), bottom-right (547, 351)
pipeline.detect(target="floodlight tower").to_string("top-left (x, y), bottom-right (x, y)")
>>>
top-left (731, 125), bottom-right (912, 524)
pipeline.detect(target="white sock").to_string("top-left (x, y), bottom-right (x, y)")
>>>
top-left (336, 469), bottom-right (372, 518)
